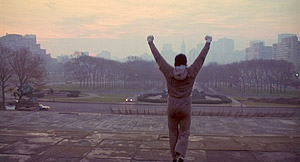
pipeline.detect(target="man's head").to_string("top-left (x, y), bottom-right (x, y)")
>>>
top-left (174, 54), bottom-right (187, 67)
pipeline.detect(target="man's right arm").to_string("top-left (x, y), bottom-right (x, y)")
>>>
top-left (147, 35), bottom-right (172, 76)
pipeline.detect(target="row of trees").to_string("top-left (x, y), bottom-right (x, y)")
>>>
top-left (0, 46), bottom-right (45, 108)
top-left (1, 45), bottom-right (299, 108)
top-left (61, 55), bottom-right (299, 94)
top-left (197, 59), bottom-right (299, 93)
top-left (61, 55), bottom-right (164, 89)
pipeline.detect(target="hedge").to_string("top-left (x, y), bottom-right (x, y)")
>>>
top-left (137, 93), bottom-right (232, 104)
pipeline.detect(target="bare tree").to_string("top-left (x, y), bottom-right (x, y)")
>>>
top-left (0, 45), bottom-right (13, 109)
top-left (65, 58), bottom-right (85, 88)
top-left (8, 48), bottom-right (46, 99)
top-left (63, 55), bottom-right (165, 91)
top-left (276, 60), bottom-right (295, 93)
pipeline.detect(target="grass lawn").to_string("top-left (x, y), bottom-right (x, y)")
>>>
top-left (241, 100), bottom-right (300, 108)
top-left (214, 85), bottom-right (300, 98)
top-left (45, 83), bottom-right (300, 106)
top-left (208, 85), bottom-right (300, 107)
top-left (45, 83), bottom-right (146, 103)
top-left (48, 84), bottom-right (144, 95)
top-left (235, 97), bottom-right (300, 108)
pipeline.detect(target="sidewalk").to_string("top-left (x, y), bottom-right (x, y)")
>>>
top-left (0, 111), bottom-right (300, 162)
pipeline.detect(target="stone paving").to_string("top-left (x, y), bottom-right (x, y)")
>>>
top-left (0, 111), bottom-right (300, 162)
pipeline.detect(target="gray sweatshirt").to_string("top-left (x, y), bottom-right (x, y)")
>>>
top-left (148, 42), bottom-right (210, 98)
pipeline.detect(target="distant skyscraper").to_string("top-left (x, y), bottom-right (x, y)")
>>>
top-left (206, 38), bottom-right (234, 64)
top-left (161, 43), bottom-right (176, 65)
top-left (278, 33), bottom-right (297, 43)
top-left (273, 34), bottom-right (300, 71)
top-left (0, 33), bottom-right (52, 71)
top-left (181, 39), bottom-right (186, 54)
top-left (245, 42), bottom-right (272, 60)
top-left (249, 40), bottom-right (264, 47)
top-left (188, 47), bottom-right (197, 66)
top-left (0, 33), bottom-right (50, 59)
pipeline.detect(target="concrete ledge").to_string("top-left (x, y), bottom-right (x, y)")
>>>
top-left (111, 105), bottom-right (300, 117)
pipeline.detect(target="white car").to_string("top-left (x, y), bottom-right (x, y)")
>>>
top-left (39, 104), bottom-right (50, 110)
top-left (5, 105), bottom-right (16, 110)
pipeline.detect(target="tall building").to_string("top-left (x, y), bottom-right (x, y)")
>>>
top-left (188, 47), bottom-right (197, 66)
top-left (0, 33), bottom-right (50, 59)
top-left (273, 34), bottom-right (300, 71)
top-left (249, 40), bottom-right (264, 47)
top-left (181, 39), bottom-right (186, 54)
top-left (245, 42), bottom-right (272, 60)
top-left (205, 38), bottom-right (234, 64)
top-left (186, 43), bottom-right (204, 66)
top-left (278, 33), bottom-right (297, 43)
top-left (161, 43), bottom-right (176, 65)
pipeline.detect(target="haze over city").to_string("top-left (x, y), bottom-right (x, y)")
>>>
top-left (1, 0), bottom-right (300, 58)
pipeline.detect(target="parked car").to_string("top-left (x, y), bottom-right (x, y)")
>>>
top-left (39, 104), bottom-right (50, 110)
top-left (67, 93), bottom-right (79, 97)
top-left (125, 97), bottom-right (133, 102)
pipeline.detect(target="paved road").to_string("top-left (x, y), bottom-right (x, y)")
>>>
top-left (40, 102), bottom-right (112, 114)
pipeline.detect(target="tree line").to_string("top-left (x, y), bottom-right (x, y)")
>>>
top-left (56, 55), bottom-right (165, 89)
top-left (1, 45), bottom-right (299, 108)
top-left (197, 59), bottom-right (299, 93)
top-left (60, 55), bottom-right (298, 94)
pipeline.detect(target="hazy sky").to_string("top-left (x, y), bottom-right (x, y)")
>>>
top-left (1, 0), bottom-right (299, 58)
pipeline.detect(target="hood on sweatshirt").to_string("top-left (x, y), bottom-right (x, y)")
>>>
top-left (173, 65), bottom-right (187, 80)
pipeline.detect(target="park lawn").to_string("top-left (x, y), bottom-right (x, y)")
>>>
top-left (47, 84), bottom-right (143, 96)
top-left (242, 100), bottom-right (300, 108)
top-left (235, 97), bottom-right (300, 108)
top-left (215, 85), bottom-right (300, 98)
top-left (43, 84), bottom-right (139, 103)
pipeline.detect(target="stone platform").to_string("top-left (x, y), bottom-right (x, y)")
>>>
top-left (0, 111), bottom-right (299, 162)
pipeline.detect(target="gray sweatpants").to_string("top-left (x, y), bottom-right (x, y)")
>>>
top-left (167, 96), bottom-right (191, 159)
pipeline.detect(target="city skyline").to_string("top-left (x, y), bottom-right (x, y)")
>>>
top-left (1, 0), bottom-right (300, 58)
top-left (0, 32), bottom-right (298, 64)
